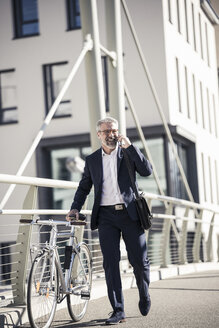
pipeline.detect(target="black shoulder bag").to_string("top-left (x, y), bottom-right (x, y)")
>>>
top-left (122, 149), bottom-right (153, 230)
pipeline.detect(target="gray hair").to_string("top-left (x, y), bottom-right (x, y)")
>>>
top-left (96, 117), bottom-right (118, 132)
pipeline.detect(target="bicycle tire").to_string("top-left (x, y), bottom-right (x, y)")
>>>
top-left (67, 242), bottom-right (92, 321)
top-left (27, 251), bottom-right (58, 328)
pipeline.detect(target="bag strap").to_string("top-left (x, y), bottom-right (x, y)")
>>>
top-left (122, 148), bottom-right (140, 198)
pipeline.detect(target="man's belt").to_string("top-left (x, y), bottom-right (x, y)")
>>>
top-left (101, 204), bottom-right (125, 211)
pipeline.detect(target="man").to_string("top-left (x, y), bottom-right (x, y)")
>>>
top-left (66, 117), bottom-right (152, 325)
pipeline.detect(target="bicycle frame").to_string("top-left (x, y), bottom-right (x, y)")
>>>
top-left (32, 219), bottom-right (86, 299)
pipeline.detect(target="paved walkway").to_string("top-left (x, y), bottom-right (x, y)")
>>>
top-left (20, 270), bottom-right (219, 328)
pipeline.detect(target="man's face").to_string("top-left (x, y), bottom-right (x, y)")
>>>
top-left (97, 122), bottom-right (119, 150)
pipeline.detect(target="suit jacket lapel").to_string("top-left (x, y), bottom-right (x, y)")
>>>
top-left (117, 146), bottom-right (123, 176)
top-left (96, 148), bottom-right (103, 187)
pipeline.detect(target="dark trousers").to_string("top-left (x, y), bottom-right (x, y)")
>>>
top-left (98, 206), bottom-right (150, 314)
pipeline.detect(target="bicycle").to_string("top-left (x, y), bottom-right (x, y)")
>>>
top-left (24, 214), bottom-right (92, 328)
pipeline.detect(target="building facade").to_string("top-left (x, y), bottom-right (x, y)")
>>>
top-left (0, 0), bottom-right (219, 252)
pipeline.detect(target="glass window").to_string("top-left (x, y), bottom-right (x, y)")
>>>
top-left (191, 3), bottom-right (197, 51)
top-left (0, 69), bottom-right (18, 125)
top-left (199, 13), bottom-right (204, 59)
top-left (199, 81), bottom-right (205, 129)
top-left (184, 66), bottom-right (190, 119)
top-left (212, 94), bottom-right (218, 138)
top-left (43, 62), bottom-right (72, 118)
top-left (102, 56), bottom-right (109, 112)
top-left (208, 156), bottom-right (213, 203)
top-left (192, 74), bottom-right (198, 124)
top-left (201, 153), bottom-right (207, 202)
top-left (205, 22), bottom-right (210, 66)
top-left (175, 58), bottom-right (182, 113)
top-left (206, 88), bottom-right (212, 134)
top-left (133, 138), bottom-right (167, 197)
top-left (66, 0), bottom-right (81, 30)
top-left (184, 0), bottom-right (189, 42)
top-left (13, 0), bottom-right (39, 38)
top-left (169, 141), bottom-right (189, 200)
top-left (50, 146), bottom-right (91, 210)
top-left (176, 0), bottom-right (181, 33)
top-left (167, 0), bottom-right (172, 23)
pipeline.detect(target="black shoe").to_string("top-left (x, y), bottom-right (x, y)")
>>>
top-left (138, 296), bottom-right (151, 316)
top-left (105, 311), bottom-right (126, 325)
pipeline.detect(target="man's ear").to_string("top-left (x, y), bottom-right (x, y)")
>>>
top-left (97, 132), bottom-right (101, 140)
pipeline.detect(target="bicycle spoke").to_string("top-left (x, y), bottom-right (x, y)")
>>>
top-left (27, 253), bottom-right (58, 328)
top-left (67, 243), bottom-right (92, 321)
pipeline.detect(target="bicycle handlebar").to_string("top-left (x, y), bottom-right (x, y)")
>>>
top-left (20, 214), bottom-right (87, 226)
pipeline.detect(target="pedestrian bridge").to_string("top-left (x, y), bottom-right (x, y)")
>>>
top-left (0, 174), bottom-right (219, 327)
top-left (21, 268), bottom-right (219, 328)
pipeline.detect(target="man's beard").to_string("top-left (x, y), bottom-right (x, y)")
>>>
top-left (103, 136), bottom-right (118, 149)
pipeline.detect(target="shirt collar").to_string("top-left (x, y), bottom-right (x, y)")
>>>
top-left (102, 144), bottom-right (118, 157)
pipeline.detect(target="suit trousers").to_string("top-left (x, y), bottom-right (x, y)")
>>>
top-left (98, 206), bottom-right (150, 314)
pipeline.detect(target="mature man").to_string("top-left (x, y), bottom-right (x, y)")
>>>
top-left (66, 117), bottom-right (152, 325)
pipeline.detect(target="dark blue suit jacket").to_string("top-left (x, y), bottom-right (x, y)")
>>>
top-left (71, 144), bottom-right (152, 230)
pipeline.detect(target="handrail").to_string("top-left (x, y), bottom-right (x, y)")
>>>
top-left (1, 173), bottom-right (219, 216)
top-left (0, 173), bottom-right (78, 189)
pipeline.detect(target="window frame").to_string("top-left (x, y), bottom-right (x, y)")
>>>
top-left (43, 61), bottom-right (72, 119)
top-left (0, 68), bottom-right (18, 125)
top-left (12, 0), bottom-right (40, 39)
top-left (66, 0), bottom-right (81, 31)
top-left (102, 56), bottom-right (109, 112)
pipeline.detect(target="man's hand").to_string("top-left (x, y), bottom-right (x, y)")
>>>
top-left (118, 135), bottom-right (131, 149)
top-left (66, 209), bottom-right (79, 221)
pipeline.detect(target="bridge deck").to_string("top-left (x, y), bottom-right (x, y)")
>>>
top-left (19, 269), bottom-right (219, 328)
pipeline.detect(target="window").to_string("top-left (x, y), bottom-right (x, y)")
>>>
top-left (208, 156), bottom-right (213, 203)
top-left (51, 146), bottom-right (90, 209)
top-left (102, 56), bottom-right (109, 112)
top-left (206, 88), bottom-right (212, 133)
top-left (184, 0), bottom-right (189, 42)
top-left (169, 142), bottom-right (189, 200)
top-left (199, 13), bottom-right (204, 59)
top-left (66, 0), bottom-right (81, 30)
top-left (212, 95), bottom-right (218, 138)
top-left (167, 0), bottom-right (172, 23)
top-left (176, 0), bottom-right (181, 33)
top-left (199, 81), bottom-right (205, 129)
top-left (133, 138), bottom-right (167, 199)
top-left (205, 22), bottom-right (210, 66)
top-left (12, 0), bottom-right (39, 38)
top-left (201, 153), bottom-right (207, 202)
top-left (184, 66), bottom-right (190, 119)
top-left (175, 58), bottom-right (182, 113)
top-left (192, 74), bottom-right (198, 123)
top-left (0, 69), bottom-right (18, 125)
top-left (43, 62), bottom-right (72, 118)
top-left (191, 3), bottom-right (197, 51)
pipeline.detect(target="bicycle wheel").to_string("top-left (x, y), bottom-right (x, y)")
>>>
top-left (27, 251), bottom-right (58, 328)
top-left (67, 242), bottom-right (92, 321)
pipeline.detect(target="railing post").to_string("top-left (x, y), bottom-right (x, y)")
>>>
top-left (11, 185), bottom-right (38, 304)
top-left (192, 209), bottom-right (203, 263)
top-left (178, 207), bottom-right (189, 264)
top-left (206, 213), bottom-right (215, 262)
top-left (160, 203), bottom-right (173, 268)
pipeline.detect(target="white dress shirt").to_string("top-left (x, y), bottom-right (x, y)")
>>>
top-left (100, 145), bottom-right (124, 206)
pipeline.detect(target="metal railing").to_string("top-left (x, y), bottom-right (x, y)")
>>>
top-left (0, 173), bottom-right (219, 308)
